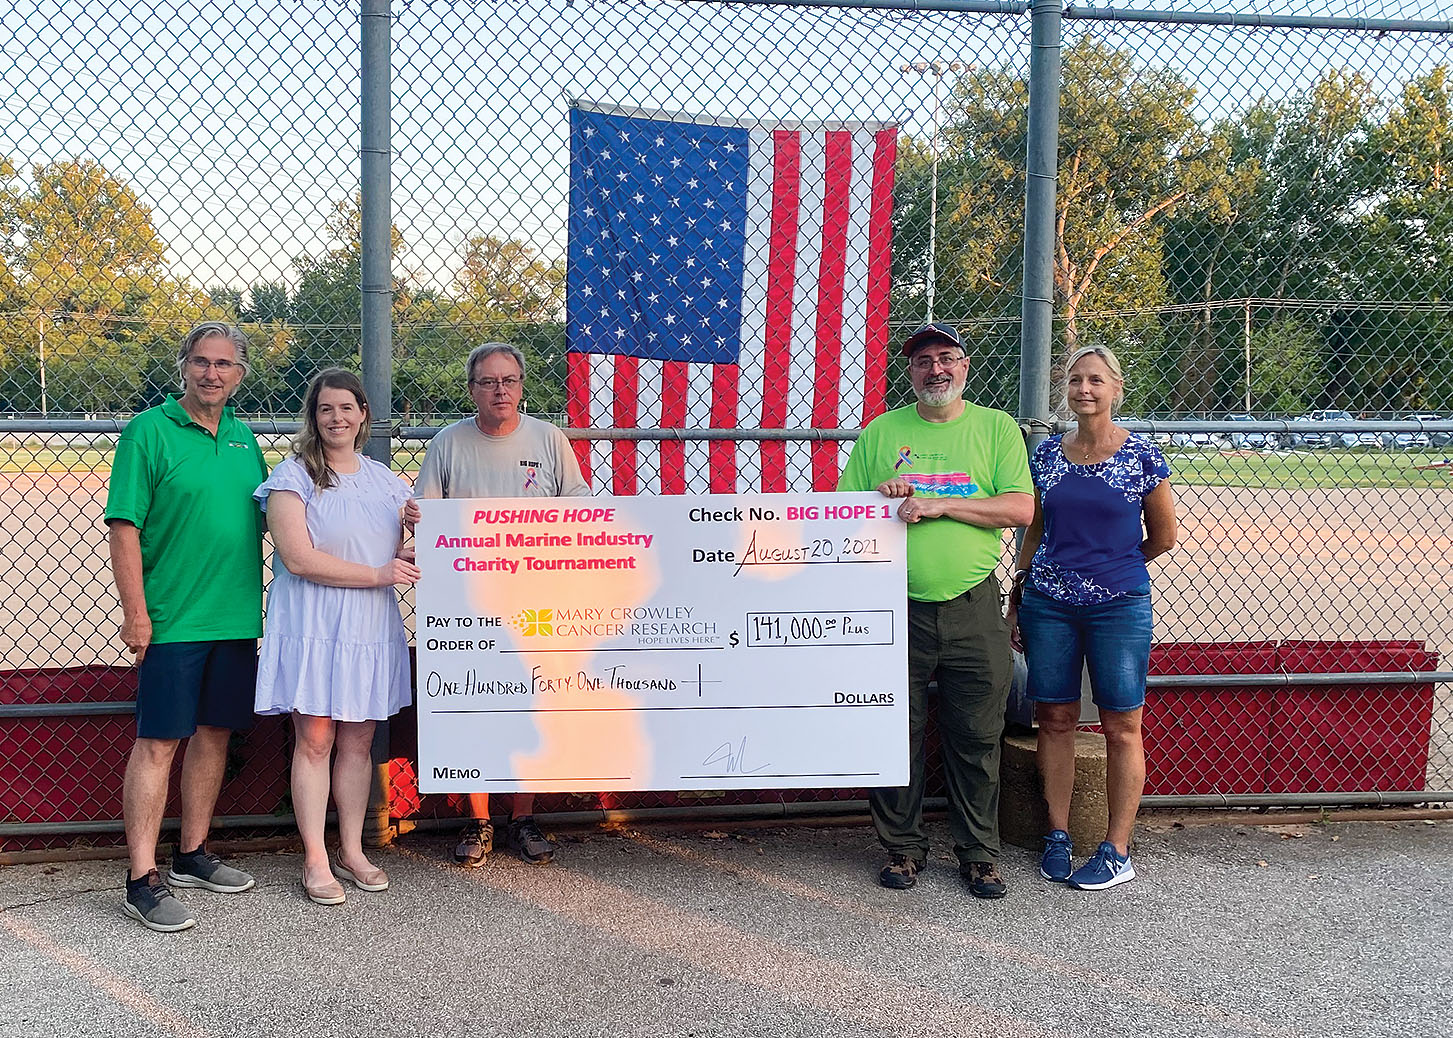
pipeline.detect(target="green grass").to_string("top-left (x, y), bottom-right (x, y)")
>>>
top-left (4, 442), bottom-right (1453, 490)
top-left (0, 445), bottom-right (429, 476)
top-left (0, 446), bottom-right (118, 473)
top-left (1163, 447), bottom-right (1453, 490)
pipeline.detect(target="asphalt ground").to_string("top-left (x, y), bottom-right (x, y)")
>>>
top-left (0, 817), bottom-right (1447, 1038)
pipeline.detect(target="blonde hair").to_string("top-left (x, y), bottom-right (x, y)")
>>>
top-left (1062, 345), bottom-right (1125, 411)
top-left (294, 368), bottom-right (371, 490)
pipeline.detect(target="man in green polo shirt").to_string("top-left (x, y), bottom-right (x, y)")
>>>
top-left (105, 323), bottom-right (267, 932)
top-left (838, 322), bottom-right (1034, 899)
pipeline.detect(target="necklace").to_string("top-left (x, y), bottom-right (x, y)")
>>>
top-left (1066, 433), bottom-right (1115, 464)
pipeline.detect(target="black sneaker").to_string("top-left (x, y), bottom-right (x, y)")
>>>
top-left (961, 860), bottom-right (1008, 899)
top-left (507, 816), bottom-right (556, 864)
top-left (123, 869), bottom-right (197, 932)
top-left (879, 853), bottom-right (925, 889)
top-left (453, 820), bottom-right (493, 867)
top-left (167, 845), bottom-right (255, 893)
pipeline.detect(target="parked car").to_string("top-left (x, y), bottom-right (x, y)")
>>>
top-left (1404, 413), bottom-right (1452, 449)
top-left (1169, 414), bottom-right (1227, 448)
top-left (1116, 415), bottom-right (1172, 445)
top-left (1224, 413), bottom-right (1270, 449)
top-left (1380, 427), bottom-right (1433, 450)
top-left (1269, 416), bottom-right (1302, 449)
top-left (1297, 410), bottom-right (1361, 448)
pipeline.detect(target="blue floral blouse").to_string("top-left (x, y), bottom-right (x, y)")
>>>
top-left (1027, 433), bottom-right (1170, 604)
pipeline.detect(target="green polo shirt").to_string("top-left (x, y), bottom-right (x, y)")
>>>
top-left (839, 401), bottom-right (1033, 602)
top-left (104, 396), bottom-right (267, 643)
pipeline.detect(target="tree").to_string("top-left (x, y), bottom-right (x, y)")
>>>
top-left (453, 234), bottom-right (564, 323)
top-left (1249, 317), bottom-right (1321, 415)
top-left (1364, 66), bottom-right (1453, 301)
top-left (0, 158), bottom-right (222, 412)
top-left (288, 195), bottom-right (409, 396)
top-left (243, 282), bottom-right (291, 324)
top-left (390, 234), bottom-right (570, 420)
top-left (1243, 71), bottom-right (1381, 300)
top-left (209, 285), bottom-right (243, 315)
top-left (4, 159), bottom-right (168, 316)
top-left (886, 132), bottom-right (1022, 410)
top-left (922, 37), bottom-right (1236, 360)
top-left (1161, 70), bottom-right (1384, 412)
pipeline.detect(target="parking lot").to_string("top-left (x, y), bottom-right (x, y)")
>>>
top-left (0, 817), bottom-right (1448, 1038)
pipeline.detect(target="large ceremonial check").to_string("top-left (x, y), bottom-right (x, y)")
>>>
top-left (415, 492), bottom-right (907, 792)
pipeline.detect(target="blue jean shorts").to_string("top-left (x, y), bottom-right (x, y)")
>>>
top-left (1017, 582), bottom-right (1153, 713)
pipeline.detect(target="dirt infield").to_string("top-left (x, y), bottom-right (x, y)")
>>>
top-left (4, 473), bottom-right (1451, 786)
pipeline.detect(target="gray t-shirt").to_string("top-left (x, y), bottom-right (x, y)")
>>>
top-left (413, 414), bottom-right (590, 500)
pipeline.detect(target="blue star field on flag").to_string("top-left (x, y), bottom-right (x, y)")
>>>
top-left (567, 107), bottom-right (749, 365)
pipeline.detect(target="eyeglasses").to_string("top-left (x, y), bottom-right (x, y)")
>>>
top-left (186, 356), bottom-right (238, 373)
top-left (909, 352), bottom-right (966, 371)
top-left (470, 377), bottom-right (522, 391)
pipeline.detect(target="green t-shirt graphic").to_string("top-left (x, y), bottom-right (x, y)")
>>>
top-left (839, 402), bottom-right (1032, 602)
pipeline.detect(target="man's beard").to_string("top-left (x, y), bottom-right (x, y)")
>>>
top-left (916, 376), bottom-right (965, 408)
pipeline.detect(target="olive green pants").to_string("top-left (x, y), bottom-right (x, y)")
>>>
top-left (869, 574), bottom-right (1011, 866)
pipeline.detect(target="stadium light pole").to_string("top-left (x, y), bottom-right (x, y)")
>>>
top-left (37, 311), bottom-right (48, 417)
top-left (902, 60), bottom-right (963, 324)
top-left (1244, 301), bottom-right (1253, 412)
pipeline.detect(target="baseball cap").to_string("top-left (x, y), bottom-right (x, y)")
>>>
top-left (901, 322), bottom-right (964, 357)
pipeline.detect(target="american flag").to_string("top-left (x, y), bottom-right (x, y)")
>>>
top-left (565, 102), bottom-right (897, 494)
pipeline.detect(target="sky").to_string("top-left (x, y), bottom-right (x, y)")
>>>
top-left (0, 0), bottom-right (1448, 298)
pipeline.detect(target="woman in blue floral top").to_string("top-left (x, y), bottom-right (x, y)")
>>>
top-left (1007, 345), bottom-right (1178, 891)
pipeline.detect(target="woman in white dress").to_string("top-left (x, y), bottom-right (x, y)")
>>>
top-left (254, 369), bottom-right (420, 905)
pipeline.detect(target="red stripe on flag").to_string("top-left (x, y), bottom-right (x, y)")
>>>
top-left (811, 129), bottom-right (852, 490)
top-left (659, 360), bottom-right (689, 495)
top-left (863, 129), bottom-right (897, 427)
top-left (566, 352), bottom-right (593, 484)
top-left (611, 356), bottom-right (639, 496)
top-left (760, 130), bottom-right (801, 494)
top-left (709, 363), bottom-right (739, 493)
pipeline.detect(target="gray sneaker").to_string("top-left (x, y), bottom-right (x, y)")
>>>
top-left (167, 845), bottom-right (256, 893)
top-left (123, 870), bottom-right (197, 932)
top-left (453, 820), bottom-right (494, 867)
top-left (507, 816), bottom-right (556, 865)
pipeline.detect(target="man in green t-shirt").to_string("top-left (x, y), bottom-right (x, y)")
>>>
top-left (104, 323), bottom-right (267, 933)
top-left (838, 322), bottom-right (1034, 898)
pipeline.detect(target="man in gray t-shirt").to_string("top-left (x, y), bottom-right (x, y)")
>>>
top-left (414, 410), bottom-right (588, 500)
top-left (415, 341), bottom-right (590, 868)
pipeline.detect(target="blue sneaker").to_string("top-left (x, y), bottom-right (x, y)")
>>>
top-left (1067, 841), bottom-right (1135, 890)
top-left (1039, 829), bottom-right (1073, 882)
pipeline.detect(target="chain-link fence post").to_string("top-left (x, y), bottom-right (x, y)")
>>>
top-left (361, 0), bottom-right (395, 848)
top-left (1019, 0), bottom-right (1060, 442)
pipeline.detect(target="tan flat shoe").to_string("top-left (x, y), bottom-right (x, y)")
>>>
top-left (303, 877), bottom-right (347, 905)
top-left (332, 861), bottom-right (389, 892)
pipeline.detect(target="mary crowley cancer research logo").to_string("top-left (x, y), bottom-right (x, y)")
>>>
top-left (510, 609), bottom-right (553, 636)
top-left (894, 445), bottom-right (913, 471)
top-left (508, 604), bottom-right (721, 643)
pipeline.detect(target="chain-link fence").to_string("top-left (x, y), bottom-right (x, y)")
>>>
top-left (2, 0), bottom-right (1452, 847)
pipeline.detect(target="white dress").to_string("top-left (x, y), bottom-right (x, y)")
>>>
top-left (254, 455), bottom-right (413, 721)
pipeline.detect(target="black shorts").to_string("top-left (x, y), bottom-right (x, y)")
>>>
top-left (135, 640), bottom-right (258, 739)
